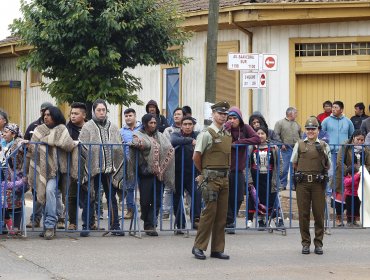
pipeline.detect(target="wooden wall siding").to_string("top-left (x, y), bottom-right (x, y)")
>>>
top-left (296, 73), bottom-right (370, 128)
top-left (182, 29), bottom-right (250, 124)
top-left (0, 87), bottom-right (21, 125)
top-left (125, 65), bottom-right (161, 125)
top-left (0, 58), bottom-right (21, 81)
top-left (127, 29), bottom-right (249, 125)
top-left (251, 20), bottom-right (370, 128)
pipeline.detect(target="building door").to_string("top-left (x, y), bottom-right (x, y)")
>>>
top-left (0, 85), bottom-right (21, 125)
top-left (296, 73), bottom-right (370, 127)
top-left (165, 68), bottom-right (180, 125)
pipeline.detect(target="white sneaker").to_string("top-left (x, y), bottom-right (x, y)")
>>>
top-left (247, 220), bottom-right (253, 228)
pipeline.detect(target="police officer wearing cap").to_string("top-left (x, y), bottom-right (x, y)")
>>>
top-left (192, 101), bottom-right (232, 260)
top-left (291, 117), bottom-right (331, 255)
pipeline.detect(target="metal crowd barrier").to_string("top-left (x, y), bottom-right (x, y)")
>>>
top-left (1, 142), bottom-right (369, 237)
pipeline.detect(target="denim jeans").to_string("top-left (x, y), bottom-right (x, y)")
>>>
top-left (44, 178), bottom-right (58, 229)
top-left (280, 146), bottom-right (293, 189)
top-left (162, 187), bottom-right (172, 215)
top-left (30, 189), bottom-right (63, 223)
top-left (126, 187), bottom-right (136, 211)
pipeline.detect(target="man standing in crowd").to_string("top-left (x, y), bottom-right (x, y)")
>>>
top-left (321, 101), bottom-right (354, 156)
top-left (274, 107), bottom-right (302, 190)
top-left (192, 101), bottom-right (231, 260)
top-left (322, 101), bottom-right (354, 196)
top-left (360, 105), bottom-right (370, 135)
top-left (64, 102), bottom-right (86, 230)
top-left (163, 107), bottom-right (184, 139)
top-left (25, 102), bottom-right (53, 228)
top-left (162, 107), bottom-right (184, 219)
top-left (183, 105), bottom-right (202, 132)
top-left (317, 101), bottom-right (332, 124)
top-left (24, 102), bottom-right (53, 141)
top-left (291, 117), bottom-right (331, 255)
top-left (350, 102), bottom-right (368, 130)
top-left (225, 107), bottom-right (260, 234)
top-left (170, 116), bottom-right (201, 233)
top-left (120, 108), bottom-right (141, 220)
top-left (145, 100), bottom-right (169, 133)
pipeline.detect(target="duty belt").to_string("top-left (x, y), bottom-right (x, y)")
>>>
top-left (203, 169), bottom-right (229, 179)
top-left (295, 172), bottom-right (327, 183)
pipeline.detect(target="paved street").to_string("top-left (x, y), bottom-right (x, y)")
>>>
top-left (1, 226), bottom-right (369, 280)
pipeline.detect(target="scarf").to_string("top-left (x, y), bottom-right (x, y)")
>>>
top-left (128, 130), bottom-right (175, 191)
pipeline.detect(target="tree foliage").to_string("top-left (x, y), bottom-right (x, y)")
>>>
top-left (11, 0), bottom-right (191, 106)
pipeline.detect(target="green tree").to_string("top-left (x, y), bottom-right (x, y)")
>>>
top-left (11, 0), bottom-right (190, 108)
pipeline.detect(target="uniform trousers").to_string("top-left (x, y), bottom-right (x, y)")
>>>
top-left (296, 181), bottom-right (325, 247)
top-left (194, 176), bottom-right (229, 252)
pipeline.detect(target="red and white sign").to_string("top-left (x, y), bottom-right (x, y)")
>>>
top-left (242, 72), bottom-right (267, 88)
top-left (261, 54), bottom-right (278, 71)
top-left (259, 72), bottom-right (267, 88)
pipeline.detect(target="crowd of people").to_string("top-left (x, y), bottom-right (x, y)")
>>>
top-left (0, 98), bottom-right (370, 246)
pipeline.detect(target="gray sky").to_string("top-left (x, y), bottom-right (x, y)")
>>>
top-left (0, 0), bottom-right (22, 40)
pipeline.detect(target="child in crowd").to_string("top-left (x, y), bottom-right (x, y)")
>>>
top-left (343, 166), bottom-right (361, 227)
top-left (248, 126), bottom-right (283, 230)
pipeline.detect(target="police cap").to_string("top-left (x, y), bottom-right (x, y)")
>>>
top-left (305, 117), bottom-right (319, 129)
top-left (211, 101), bottom-right (230, 113)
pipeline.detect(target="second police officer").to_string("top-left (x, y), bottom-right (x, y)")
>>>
top-left (291, 117), bottom-right (331, 255)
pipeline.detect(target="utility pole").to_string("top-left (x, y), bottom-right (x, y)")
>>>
top-left (204, 0), bottom-right (220, 125)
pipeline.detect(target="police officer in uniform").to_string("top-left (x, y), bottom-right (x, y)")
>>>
top-left (192, 101), bottom-right (232, 260)
top-left (291, 117), bottom-right (331, 255)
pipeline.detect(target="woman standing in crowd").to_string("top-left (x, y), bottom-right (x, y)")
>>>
top-left (334, 129), bottom-right (370, 226)
top-left (1, 123), bottom-right (28, 234)
top-left (248, 126), bottom-right (283, 230)
top-left (129, 113), bottom-right (174, 236)
top-left (248, 112), bottom-right (280, 144)
top-left (79, 99), bottom-right (124, 237)
top-left (27, 106), bottom-right (77, 240)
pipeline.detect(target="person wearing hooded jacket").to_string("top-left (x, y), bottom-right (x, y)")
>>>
top-left (225, 107), bottom-right (260, 233)
top-left (248, 112), bottom-right (280, 144)
top-left (145, 100), bottom-right (169, 133)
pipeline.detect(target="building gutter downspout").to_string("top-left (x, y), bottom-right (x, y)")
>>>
top-left (229, 11), bottom-right (253, 115)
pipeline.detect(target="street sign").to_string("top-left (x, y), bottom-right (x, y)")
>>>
top-left (261, 54), bottom-right (278, 71)
top-left (259, 72), bottom-right (267, 88)
top-left (242, 72), bottom-right (267, 88)
top-left (9, 80), bottom-right (21, 88)
top-left (228, 53), bottom-right (259, 71)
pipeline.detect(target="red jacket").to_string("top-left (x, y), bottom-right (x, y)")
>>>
top-left (344, 173), bottom-right (360, 197)
top-left (317, 112), bottom-right (331, 124)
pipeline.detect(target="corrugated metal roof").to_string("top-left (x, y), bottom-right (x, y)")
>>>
top-left (173, 0), bottom-right (363, 13)
top-left (0, 36), bottom-right (20, 45)
top-left (175, 0), bottom-right (251, 12)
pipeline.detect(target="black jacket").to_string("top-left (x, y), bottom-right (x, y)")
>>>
top-left (351, 114), bottom-right (369, 130)
top-left (66, 121), bottom-right (83, 140)
top-left (24, 117), bottom-right (43, 140)
top-left (145, 99), bottom-right (169, 133)
top-left (171, 131), bottom-right (199, 176)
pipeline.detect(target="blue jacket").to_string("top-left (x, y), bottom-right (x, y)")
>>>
top-left (321, 114), bottom-right (354, 152)
top-left (120, 121), bottom-right (142, 156)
